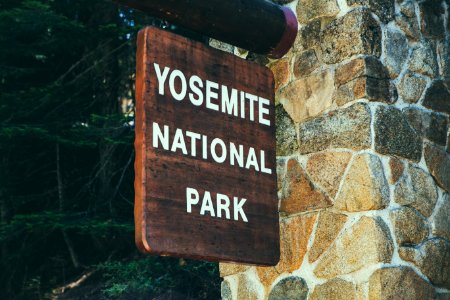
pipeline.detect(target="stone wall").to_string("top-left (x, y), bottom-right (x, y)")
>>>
top-left (217, 0), bottom-right (449, 299)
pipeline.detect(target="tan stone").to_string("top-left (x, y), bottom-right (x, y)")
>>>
top-left (310, 278), bottom-right (357, 300)
top-left (390, 206), bottom-right (429, 246)
top-left (309, 211), bottom-right (348, 263)
top-left (399, 238), bottom-right (450, 289)
top-left (314, 216), bottom-right (393, 278)
top-left (256, 266), bottom-right (279, 292)
top-left (220, 262), bottom-right (250, 277)
top-left (306, 151), bottom-right (352, 199)
top-left (389, 157), bottom-right (405, 184)
top-left (280, 159), bottom-right (332, 214)
top-left (279, 70), bottom-right (334, 123)
top-left (394, 165), bottom-right (438, 218)
top-left (335, 56), bottom-right (388, 87)
top-left (270, 58), bottom-right (290, 93)
top-left (237, 273), bottom-right (260, 300)
top-left (368, 267), bottom-right (435, 300)
top-left (433, 194), bottom-right (450, 239)
top-left (296, 0), bottom-right (340, 24)
top-left (257, 214), bottom-right (317, 287)
top-left (278, 214), bottom-right (317, 273)
top-left (334, 154), bottom-right (389, 212)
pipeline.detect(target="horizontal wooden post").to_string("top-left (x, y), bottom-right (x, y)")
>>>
top-left (116, 0), bottom-right (297, 58)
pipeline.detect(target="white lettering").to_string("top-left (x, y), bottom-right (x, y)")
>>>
top-left (186, 187), bottom-right (199, 213)
top-left (189, 75), bottom-right (203, 106)
top-left (245, 147), bottom-right (259, 171)
top-left (153, 63), bottom-right (170, 96)
top-left (221, 85), bottom-right (238, 116)
top-left (169, 69), bottom-right (187, 101)
top-left (186, 131), bottom-right (201, 157)
top-left (259, 97), bottom-right (271, 126)
top-left (246, 93), bottom-right (258, 122)
top-left (210, 138), bottom-right (227, 163)
top-left (205, 80), bottom-right (219, 111)
top-left (171, 128), bottom-right (188, 155)
top-left (152, 122), bottom-right (169, 150)
top-left (216, 193), bottom-right (230, 219)
top-left (200, 191), bottom-right (215, 217)
top-left (233, 197), bottom-right (248, 222)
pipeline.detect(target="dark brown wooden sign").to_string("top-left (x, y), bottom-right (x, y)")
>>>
top-left (135, 26), bottom-right (279, 265)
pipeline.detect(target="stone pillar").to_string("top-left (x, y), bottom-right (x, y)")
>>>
top-left (218, 0), bottom-right (449, 299)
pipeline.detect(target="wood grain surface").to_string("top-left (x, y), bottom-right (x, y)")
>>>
top-left (135, 26), bottom-right (279, 266)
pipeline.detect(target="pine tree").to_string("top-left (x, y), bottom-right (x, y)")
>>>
top-left (0, 1), bottom-right (219, 298)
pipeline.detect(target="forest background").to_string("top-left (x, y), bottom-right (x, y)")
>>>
top-left (0, 0), bottom-right (220, 298)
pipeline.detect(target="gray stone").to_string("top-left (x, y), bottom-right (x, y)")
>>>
top-left (347, 0), bottom-right (395, 23)
top-left (293, 49), bottom-right (319, 78)
top-left (277, 158), bottom-right (287, 192)
top-left (310, 278), bottom-right (357, 300)
top-left (296, 0), bottom-right (340, 24)
top-left (271, 0), bottom-right (296, 4)
top-left (298, 102), bottom-right (372, 154)
top-left (419, 0), bottom-right (446, 40)
top-left (394, 165), bottom-right (438, 217)
top-left (438, 39), bottom-right (450, 80)
top-left (433, 194), bottom-right (450, 240)
top-left (268, 276), bottom-right (308, 300)
top-left (221, 280), bottom-right (232, 300)
top-left (374, 106), bottom-right (422, 161)
top-left (423, 80), bottom-right (450, 114)
top-left (321, 8), bottom-right (382, 64)
top-left (399, 0), bottom-right (416, 18)
top-left (408, 41), bottom-right (438, 77)
top-left (399, 238), bottom-right (450, 289)
top-left (276, 105), bottom-right (298, 156)
top-left (403, 107), bottom-right (448, 146)
top-left (368, 267), bottom-right (436, 300)
top-left (390, 206), bottom-right (429, 246)
top-left (294, 19), bottom-right (322, 52)
top-left (209, 39), bottom-right (234, 54)
top-left (424, 143), bottom-right (450, 192)
top-left (383, 28), bottom-right (409, 78)
top-left (397, 72), bottom-right (427, 103)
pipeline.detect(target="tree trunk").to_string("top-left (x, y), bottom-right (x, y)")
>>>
top-left (56, 142), bottom-right (80, 269)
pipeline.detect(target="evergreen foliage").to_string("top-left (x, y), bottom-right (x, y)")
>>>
top-left (0, 1), bottom-right (219, 298)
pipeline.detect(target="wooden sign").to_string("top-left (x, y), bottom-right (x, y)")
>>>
top-left (135, 26), bottom-right (279, 265)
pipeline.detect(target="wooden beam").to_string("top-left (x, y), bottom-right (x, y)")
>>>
top-left (116, 0), bottom-right (297, 58)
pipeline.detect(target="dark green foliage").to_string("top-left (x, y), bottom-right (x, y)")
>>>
top-left (0, 1), bottom-right (219, 299)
